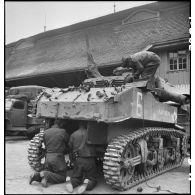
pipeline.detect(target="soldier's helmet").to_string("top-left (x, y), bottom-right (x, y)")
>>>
top-left (54, 119), bottom-right (66, 128)
top-left (122, 56), bottom-right (133, 68)
top-left (79, 120), bottom-right (87, 129)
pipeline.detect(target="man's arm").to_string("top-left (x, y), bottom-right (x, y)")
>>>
top-left (43, 133), bottom-right (46, 146)
top-left (64, 130), bottom-right (69, 143)
top-left (63, 130), bottom-right (70, 155)
top-left (68, 136), bottom-right (75, 163)
top-left (133, 61), bottom-right (144, 79)
top-left (41, 133), bottom-right (46, 154)
top-left (68, 135), bottom-right (73, 152)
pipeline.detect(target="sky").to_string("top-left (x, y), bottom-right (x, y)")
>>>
top-left (5, 1), bottom-right (155, 44)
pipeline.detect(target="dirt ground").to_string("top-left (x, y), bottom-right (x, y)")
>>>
top-left (5, 139), bottom-right (190, 194)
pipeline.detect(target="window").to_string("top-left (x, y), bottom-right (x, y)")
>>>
top-left (13, 101), bottom-right (24, 109)
top-left (6, 99), bottom-right (13, 109)
top-left (169, 50), bottom-right (187, 71)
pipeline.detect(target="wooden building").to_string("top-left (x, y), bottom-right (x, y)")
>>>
top-left (6, 1), bottom-right (190, 92)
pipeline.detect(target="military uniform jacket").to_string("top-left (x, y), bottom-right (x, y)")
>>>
top-left (128, 51), bottom-right (160, 78)
top-left (43, 125), bottom-right (69, 154)
top-left (68, 128), bottom-right (96, 157)
top-left (131, 51), bottom-right (161, 68)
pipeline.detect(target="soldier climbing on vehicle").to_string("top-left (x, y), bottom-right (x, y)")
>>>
top-left (29, 119), bottom-right (69, 187)
top-left (122, 51), bottom-right (161, 79)
top-left (65, 121), bottom-right (97, 194)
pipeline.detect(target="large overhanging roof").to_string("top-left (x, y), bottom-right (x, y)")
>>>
top-left (6, 1), bottom-right (190, 81)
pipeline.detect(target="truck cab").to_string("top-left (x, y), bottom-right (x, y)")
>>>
top-left (6, 98), bottom-right (27, 126)
top-left (5, 85), bottom-right (46, 137)
top-left (5, 97), bottom-right (28, 134)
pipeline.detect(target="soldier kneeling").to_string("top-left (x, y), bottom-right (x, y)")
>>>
top-left (65, 121), bottom-right (97, 194)
top-left (29, 119), bottom-right (69, 187)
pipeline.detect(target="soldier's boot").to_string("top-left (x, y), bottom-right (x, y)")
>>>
top-left (40, 171), bottom-right (48, 187)
top-left (41, 177), bottom-right (48, 187)
top-left (77, 179), bottom-right (89, 194)
top-left (65, 176), bottom-right (73, 193)
top-left (29, 172), bottom-right (41, 184)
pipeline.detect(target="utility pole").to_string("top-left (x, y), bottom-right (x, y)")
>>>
top-left (44, 14), bottom-right (47, 32)
top-left (114, 2), bottom-right (116, 13)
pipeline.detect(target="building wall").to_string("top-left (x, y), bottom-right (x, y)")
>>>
top-left (155, 48), bottom-right (190, 86)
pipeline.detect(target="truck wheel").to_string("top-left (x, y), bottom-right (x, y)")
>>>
top-left (28, 131), bottom-right (45, 172)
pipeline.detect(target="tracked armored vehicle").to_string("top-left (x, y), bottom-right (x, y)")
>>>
top-left (28, 75), bottom-right (188, 191)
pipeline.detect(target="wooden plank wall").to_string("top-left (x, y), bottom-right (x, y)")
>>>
top-left (156, 50), bottom-right (190, 85)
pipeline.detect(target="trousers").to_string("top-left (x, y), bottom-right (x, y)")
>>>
top-left (42, 153), bottom-right (67, 184)
top-left (70, 157), bottom-right (97, 191)
top-left (140, 62), bottom-right (160, 79)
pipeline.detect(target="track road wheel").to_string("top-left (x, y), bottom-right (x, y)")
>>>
top-left (119, 143), bottom-right (136, 188)
top-left (103, 139), bottom-right (139, 190)
top-left (28, 131), bottom-right (45, 172)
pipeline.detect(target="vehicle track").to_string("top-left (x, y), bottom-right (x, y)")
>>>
top-left (103, 127), bottom-right (187, 191)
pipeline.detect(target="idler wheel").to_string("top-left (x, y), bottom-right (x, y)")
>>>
top-left (28, 131), bottom-right (46, 172)
top-left (119, 143), bottom-right (137, 188)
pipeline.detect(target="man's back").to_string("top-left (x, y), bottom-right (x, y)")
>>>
top-left (131, 51), bottom-right (160, 66)
top-left (44, 127), bottom-right (69, 153)
top-left (69, 128), bottom-right (95, 157)
top-left (69, 129), bottom-right (86, 152)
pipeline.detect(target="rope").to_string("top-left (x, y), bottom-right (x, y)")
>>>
top-left (145, 180), bottom-right (178, 194)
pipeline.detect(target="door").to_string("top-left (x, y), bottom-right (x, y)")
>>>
top-left (10, 100), bottom-right (27, 127)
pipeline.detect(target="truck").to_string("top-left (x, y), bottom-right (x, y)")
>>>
top-left (5, 85), bottom-right (46, 138)
top-left (27, 72), bottom-right (189, 191)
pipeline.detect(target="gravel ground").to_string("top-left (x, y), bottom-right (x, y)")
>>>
top-left (5, 140), bottom-right (190, 194)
